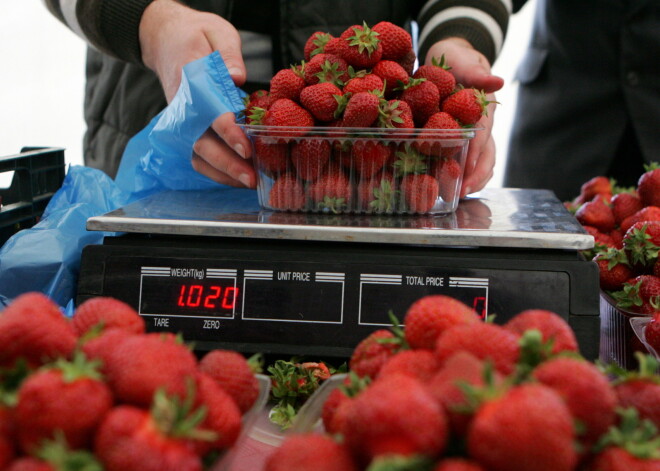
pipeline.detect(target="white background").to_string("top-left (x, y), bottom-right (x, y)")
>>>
top-left (0, 1), bottom-right (536, 188)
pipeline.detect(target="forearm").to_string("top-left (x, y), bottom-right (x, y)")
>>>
top-left (416, 0), bottom-right (512, 65)
top-left (41, 0), bottom-right (155, 63)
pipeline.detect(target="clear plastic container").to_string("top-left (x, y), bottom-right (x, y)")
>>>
top-left (241, 125), bottom-right (477, 215)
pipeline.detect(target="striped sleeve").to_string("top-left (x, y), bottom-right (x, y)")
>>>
top-left (41, 0), bottom-right (155, 64)
top-left (416, 0), bottom-right (513, 65)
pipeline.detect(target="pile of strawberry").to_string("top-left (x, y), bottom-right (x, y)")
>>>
top-left (263, 295), bottom-right (660, 471)
top-left (566, 164), bottom-right (660, 356)
top-left (0, 292), bottom-right (262, 471)
top-left (242, 21), bottom-right (492, 214)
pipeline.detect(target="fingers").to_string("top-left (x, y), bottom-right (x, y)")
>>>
top-left (461, 134), bottom-right (496, 198)
top-left (192, 126), bottom-right (256, 188)
top-left (205, 23), bottom-right (246, 86)
top-left (210, 113), bottom-right (253, 160)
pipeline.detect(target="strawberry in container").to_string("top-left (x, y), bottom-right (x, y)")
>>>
top-left (241, 22), bottom-right (491, 215)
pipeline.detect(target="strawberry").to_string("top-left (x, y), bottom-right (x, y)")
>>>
top-left (15, 353), bottom-right (113, 452)
top-left (646, 313), bottom-right (660, 354)
top-left (377, 99), bottom-right (415, 130)
top-left (299, 82), bottom-right (343, 122)
top-left (468, 383), bottom-right (578, 471)
top-left (403, 295), bottom-right (479, 350)
top-left (611, 354), bottom-right (660, 428)
top-left (94, 403), bottom-right (203, 471)
top-left (198, 349), bottom-right (260, 414)
top-left (372, 21), bottom-right (412, 61)
top-left (391, 143), bottom-right (428, 176)
top-left (268, 173), bottom-right (306, 211)
top-left (340, 91), bottom-right (381, 128)
top-left (638, 165), bottom-right (660, 207)
top-left (371, 60), bottom-right (409, 97)
top-left (400, 173), bottom-right (440, 213)
top-left (623, 221), bottom-right (660, 268)
top-left (433, 458), bottom-right (487, 471)
top-left (8, 436), bottom-right (102, 471)
top-left (592, 248), bottom-right (634, 291)
top-left (575, 197), bottom-right (616, 232)
top-left (323, 37), bottom-right (344, 57)
top-left (303, 31), bottom-right (333, 61)
top-left (350, 140), bottom-right (391, 177)
top-left (307, 167), bottom-right (352, 213)
top-left (72, 296), bottom-right (145, 337)
top-left (611, 275), bottom-right (660, 314)
top-left (338, 22), bottom-right (383, 69)
top-left (349, 329), bottom-right (403, 379)
top-left (303, 53), bottom-right (350, 87)
top-left (253, 137), bottom-right (289, 177)
top-left (532, 357), bottom-right (617, 447)
top-left (80, 327), bottom-right (134, 375)
top-left (103, 332), bottom-right (198, 407)
top-left (583, 225), bottom-right (617, 250)
top-left (0, 292), bottom-right (77, 369)
top-left (322, 374), bottom-right (369, 438)
top-left (413, 55), bottom-right (457, 101)
top-left (611, 192), bottom-right (643, 225)
top-left (357, 172), bottom-right (397, 213)
top-left (427, 351), bottom-right (504, 438)
top-left (577, 176), bottom-right (612, 204)
top-left (435, 322), bottom-right (521, 375)
top-left (269, 66), bottom-right (306, 101)
top-left (290, 139), bottom-right (331, 182)
top-left (416, 111), bottom-right (461, 158)
top-left (343, 72), bottom-right (384, 95)
top-left (264, 433), bottom-right (359, 471)
top-left (263, 98), bottom-right (314, 133)
top-left (436, 157), bottom-right (463, 203)
top-left (377, 349), bottom-right (439, 383)
top-left (400, 78), bottom-right (440, 126)
top-left (620, 205), bottom-right (660, 233)
top-left (504, 309), bottom-right (579, 355)
top-left (244, 90), bottom-right (274, 124)
top-left (344, 373), bottom-right (448, 463)
top-left (442, 87), bottom-right (493, 125)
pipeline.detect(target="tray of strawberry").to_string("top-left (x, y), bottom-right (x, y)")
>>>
top-left (0, 292), bottom-right (271, 471)
top-left (240, 22), bottom-right (492, 215)
top-left (262, 295), bottom-right (660, 471)
top-left (565, 164), bottom-right (660, 367)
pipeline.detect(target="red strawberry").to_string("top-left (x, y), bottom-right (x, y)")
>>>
top-left (303, 53), bottom-right (350, 87)
top-left (468, 383), bottom-right (578, 471)
top-left (198, 349), bottom-right (260, 414)
top-left (253, 137), bottom-right (289, 177)
top-left (372, 21), bottom-right (412, 61)
top-left (344, 374), bottom-right (448, 462)
top-left (269, 66), bottom-right (306, 102)
top-left (577, 176), bottom-right (612, 204)
top-left (303, 31), bottom-right (333, 61)
top-left (612, 355), bottom-right (660, 428)
top-left (299, 82), bottom-right (343, 122)
top-left (357, 172), bottom-right (397, 213)
top-left (263, 98), bottom-right (314, 133)
top-left (532, 357), bottom-right (617, 447)
top-left (427, 351), bottom-right (504, 438)
top-left (264, 433), bottom-right (359, 471)
top-left (0, 292), bottom-right (77, 369)
top-left (504, 309), bottom-right (579, 355)
top-left (72, 296), bottom-right (145, 337)
top-left (323, 37), bottom-right (344, 57)
top-left (612, 275), bottom-right (660, 314)
top-left (623, 221), bottom-right (660, 268)
top-left (583, 225), bottom-right (617, 250)
top-left (350, 140), bottom-right (391, 177)
top-left (341, 91), bottom-right (381, 128)
top-left (15, 353), bottom-right (113, 452)
top-left (416, 112), bottom-right (461, 157)
top-left (646, 313), bottom-right (660, 353)
top-left (436, 157), bottom-right (463, 203)
top-left (338, 22), bottom-right (383, 69)
top-left (378, 349), bottom-right (439, 383)
top-left (244, 90), bottom-right (274, 124)
top-left (575, 198), bottom-right (617, 233)
top-left (94, 404), bottom-right (202, 471)
top-left (307, 168), bottom-right (352, 213)
top-left (400, 173), bottom-right (440, 213)
top-left (80, 327), bottom-right (134, 375)
top-left (435, 322), bottom-right (521, 375)
top-left (290, 139), bottom-right (331, 182)
top-left (587, 446), bottom-right (660, 471)
top-left (343, 72), bottom-right (384, 95)
top-left (371, 60), bottom-right (409, 97)
top-left (268, 173), bottom-right (306, 211)
top-left (377, 99), bottom-right (415, 130)
top-left (433, 458), bottom-right (487, 471)
top-left (403, 295), bottom-right (479, 350)
top-left (442, 87), bottom-right (493, 125)
top-left (620, 206), bottom-right (660, 233)
top-left (413, 55), bottom-right (457, 101)
top-left (103, 332), bottom-right (198, 407)
top-left (401, 78), bottom-right (440, 126)
top-left (611, 192), bottom-right (643, 225)
top-left (638, 166), bottom-right (660, 207)
top-left (592, 248), bottom-right (634, 291)
top-left (349, 329), bottom-right (403, 379)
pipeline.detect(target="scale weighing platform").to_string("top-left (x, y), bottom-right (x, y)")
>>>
top-left (77, 187), bottom-right (600, 360)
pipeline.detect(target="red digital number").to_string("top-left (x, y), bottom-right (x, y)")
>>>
top-left (473, 296), bottom-right (487, 320)
top-left (177, 284), bottom-right (239, 310)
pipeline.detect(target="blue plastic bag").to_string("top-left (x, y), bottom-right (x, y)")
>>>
top-left (0, 51), bottom-right (256, 309)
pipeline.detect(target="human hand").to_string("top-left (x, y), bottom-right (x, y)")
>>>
top-left (425, 38), bottom-right (504, 197)
top-left (139, 0), bottom-right (255, 188)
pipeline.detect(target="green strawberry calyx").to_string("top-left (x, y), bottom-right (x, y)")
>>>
top-left (593, 407), bottom-right (660, 460)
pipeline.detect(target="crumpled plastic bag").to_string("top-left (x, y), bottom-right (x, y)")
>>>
top-left (0, 51), bottom-right (256, 309)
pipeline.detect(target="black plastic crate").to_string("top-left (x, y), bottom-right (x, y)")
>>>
top-left (0, 147), bottom-right (66, 246)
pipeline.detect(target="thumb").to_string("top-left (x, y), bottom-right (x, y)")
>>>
top-left (206, 30), bottom-right (246, 87)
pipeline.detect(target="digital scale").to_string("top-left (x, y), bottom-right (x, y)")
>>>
top-left (77, 187), bottom-right (600, 360)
